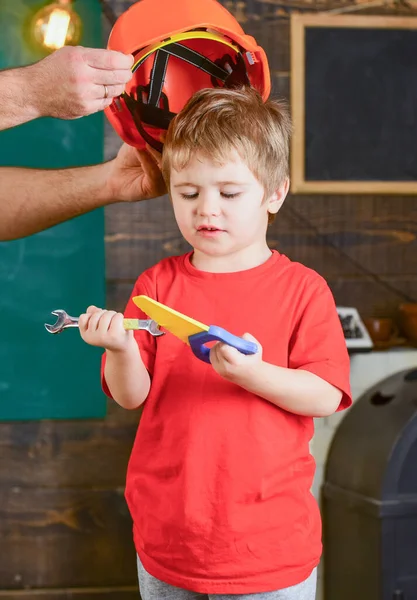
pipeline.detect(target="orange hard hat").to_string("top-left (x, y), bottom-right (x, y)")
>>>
top-left (104, 0), bottom-right (270, 151)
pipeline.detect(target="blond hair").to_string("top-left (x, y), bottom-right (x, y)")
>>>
top-left (161, 87), bottom-right (292, 221)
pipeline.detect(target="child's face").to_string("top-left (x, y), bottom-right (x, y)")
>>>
top-left (169, 152), bottom-right (286, 266)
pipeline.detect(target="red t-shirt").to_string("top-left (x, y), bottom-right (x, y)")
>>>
top-left (102, 250), bottom-right (351, 594)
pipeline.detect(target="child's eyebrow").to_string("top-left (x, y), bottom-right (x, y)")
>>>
top-left (216, 181), bottom-right (248, 186)
top-left (173, 181), bottom-right (249, 187)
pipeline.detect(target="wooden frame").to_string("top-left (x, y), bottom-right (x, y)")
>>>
top-left (290, 14), bottom-right (417, 194)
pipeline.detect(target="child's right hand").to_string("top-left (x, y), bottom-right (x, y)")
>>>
top-left (79, 305), bottom-right (135, 353)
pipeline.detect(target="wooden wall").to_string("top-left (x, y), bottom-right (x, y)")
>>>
top-left (1, 1), bottom-right (417, 598)
top-left (0, 404), bottom-right (141, 598)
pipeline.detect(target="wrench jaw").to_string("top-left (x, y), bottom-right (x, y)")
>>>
top-left (148, 321), bottom-right (165, 337)
top-left (44, 309), bottom-right (70, 334)
top-left (44, 323), bottom-right (61, 334)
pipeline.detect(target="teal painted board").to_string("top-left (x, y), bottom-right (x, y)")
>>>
top-left (0, 0), bottom-right (106, 420)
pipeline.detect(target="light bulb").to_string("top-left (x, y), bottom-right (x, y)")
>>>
top-left (31, 0), bottom-right (82, 50)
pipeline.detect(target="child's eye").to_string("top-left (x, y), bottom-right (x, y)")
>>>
top-left (221, 192), bottom-right (240, 199)
top-left (181, 193), bottom-right (198, 200)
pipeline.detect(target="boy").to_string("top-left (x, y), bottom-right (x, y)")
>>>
top-left (79, 87), bottom-right (351, 600)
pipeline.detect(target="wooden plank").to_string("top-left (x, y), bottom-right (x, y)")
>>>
top-left (292, 180), bottom-right (417, 195)
top-left (272, 196), bottom-right (417, 278)
top-left (0, 418), bottom-right (139, 488)
top-left (327, 277), bottom-right (417, 318)
top-left (107, 282), bottom-right (137, 314)
top-left (104, 196), bottom-right (187, 282)
top-left (104, 196), bottom-right (173, 238)
top-left (271, 72), bottom-right (290, 101)
top-left (0, 488), bottom-right (137, 589)
top-left (104, 196), bottom-right (417, 279)
top-left (0, 588), bottom-right (139, 599)
top-left (290, 13), bottom-right (417, 30)
top-left (290, 12), bottom-right (306, 194)
top-left (245, 19), bottom-right (290, 72)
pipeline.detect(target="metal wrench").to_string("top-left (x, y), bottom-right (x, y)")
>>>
top-left (44, 309), bottom-right (164, 336)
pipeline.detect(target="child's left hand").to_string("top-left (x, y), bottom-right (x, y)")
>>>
top-left (209, 332), bottom-right (262, 383)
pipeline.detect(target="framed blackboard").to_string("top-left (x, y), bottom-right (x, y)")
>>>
top-left (0, 0), bottom-right (106, 420)
top-left (290, 14), bottom-right (417, 194)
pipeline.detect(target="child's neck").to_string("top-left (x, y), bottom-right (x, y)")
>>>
top-left (191, 245), bottom-right (273, 273)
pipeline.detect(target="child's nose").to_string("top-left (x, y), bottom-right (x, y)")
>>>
top-left (197, 193), bottom-right (221, 216)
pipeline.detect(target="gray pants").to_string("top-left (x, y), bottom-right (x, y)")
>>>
top-left (137, 555), bottom-right (317, 600)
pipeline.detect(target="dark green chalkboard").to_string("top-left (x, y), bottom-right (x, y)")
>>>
top-left (0, 0), bottom-right (106, 420)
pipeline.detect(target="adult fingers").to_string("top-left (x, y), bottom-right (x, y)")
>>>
top-left (137, 148), bottom-right (161, 176)
top-left (137, 148), bottom-right (167, 197)
top-left (94, 83), bottom-right (126, 100)
top-left (145, 144), bottom-right (163, 169)
top-left (91, 68), bottom-right (132, 86)
top-left (82, 47), bottom-right (133, 70)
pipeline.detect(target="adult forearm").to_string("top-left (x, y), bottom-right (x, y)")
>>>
top-left (0, 162), bottom-right (117, 240)
top-left (104, 344), bottom-right (150, 410)
top-left (0, 66), bottom-right (39, 130)
top-left (237, 362), bottom-right (342, 417)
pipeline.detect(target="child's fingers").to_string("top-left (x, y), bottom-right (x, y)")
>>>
top-left (86, 305), bottom-right (101, 314)
top-left (108, 312), bottom-right (126, 333)
top-left (86, 309), bottom-right (106, 331)
top-left (213, 336), bottom-right (260, 363)
top-left (96, 310), bottom-right (117, 333)
top-left (241, 332), bottom-right (262, 355)
top-left (108, 312), bottom-right (135, 342)
top-left (78, 312), bottom-right (91, 332)
top-left (241, 332), bottom-right (260, 344)
top-left (79, 309), bottom-right (134, 351)
top-left (217, 343), bottom-right (239, 362)
top-left (79, 305), bottom-right (103, 332)
top-left (210, 342), bottom-right (231, 365)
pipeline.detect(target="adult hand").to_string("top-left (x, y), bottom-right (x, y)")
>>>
top-left (0, 143), bottom-right (166, 241)
top-left (105, 143), bottom-right (167, 203)
top-left (29, 45), bottom-right (133, 119)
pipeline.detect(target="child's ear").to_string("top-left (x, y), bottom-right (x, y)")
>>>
top-left (267, 178), bottom-right (290, 215)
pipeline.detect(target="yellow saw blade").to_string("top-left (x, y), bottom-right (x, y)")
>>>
top-left (132, 295), bottom-right (209, 345)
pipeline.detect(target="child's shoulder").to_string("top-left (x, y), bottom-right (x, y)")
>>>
top-left (279, 253), bottom-right (329, 291)
top-left (134, 253), bottom-right (189, 287)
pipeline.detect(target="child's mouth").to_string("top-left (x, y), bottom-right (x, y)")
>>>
top-left (197, 226), bottom-right (224, 236)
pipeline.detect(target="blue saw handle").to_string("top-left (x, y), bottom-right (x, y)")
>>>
top-left (189, 325), bottom-right (258, 364)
